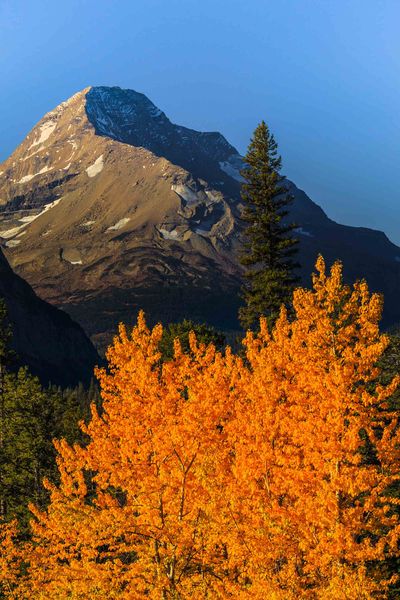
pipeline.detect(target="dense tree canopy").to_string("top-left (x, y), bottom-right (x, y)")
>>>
top-left (1, 258), bottom-right (400, 599)
top-left (0, 299), bottom-right (99, 533)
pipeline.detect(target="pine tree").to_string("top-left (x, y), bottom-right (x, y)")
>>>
top-left (0, 373), bottom-right (97, 533)
top-left (159, 319), bottom-right (225, 361)
top-left (0, 369), bottom-right (60, 530)
top-left (239, 121), bottom-right (299, 330)
top-left (0, 300), bottom-right (13, 520)
top-left (0, 298), bottom-right (95, 532)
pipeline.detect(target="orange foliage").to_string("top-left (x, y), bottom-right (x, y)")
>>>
top-left (5, 257), bottom-right (400, 599)
top-left (225, 257), bottom-right (400, 597)
top-left (0, 520), bottom-right (24, 597)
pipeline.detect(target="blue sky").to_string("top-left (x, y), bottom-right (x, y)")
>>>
top-left (1, 0), bottom-right (399, 242)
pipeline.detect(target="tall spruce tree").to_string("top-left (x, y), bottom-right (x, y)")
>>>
top-left (0, 300), bottom-right (13, 520)
top-left (239, 121), bottom-right (299, 330)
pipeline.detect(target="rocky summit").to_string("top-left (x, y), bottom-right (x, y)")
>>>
top-left (1, 86), bottom-right (400, 350)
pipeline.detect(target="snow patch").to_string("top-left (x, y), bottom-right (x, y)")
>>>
top-left (5, 239), bottom-right (21, 248)
top-left (219, 159), bottom-right (245, 183)
top-left (0, 225), bottom-right (25, 239)
top-left (159, 227), bottom-right (179, 240)
top-left (40, 198), bottom-right (62, 214)
top-left (86, 155), bottom-right (104, 178)
top-left (171, 184), bottom-right (200, 205)
top-left (23, 147), bottom-right (44, 160)
top-left (297, 227), bottom-right (314, 238)
top-left (107, 217), bottom-right (130, 231)
top-left (0, 198), bottom-right (63, 240)
top-left (82, 220), bottom-right (96, 227)
top-left (19, 200), bottom-right (61, 223)
top-left (205, 190), bottom-right (222, 203)
top-left (67, 260), bottom-right (83, 265)
top-left (19, 214), bottom-right (40, 224)
top-left (17, 165), bottom-right (51, 184)
top-left (29, 121), bottom-right (57, 149)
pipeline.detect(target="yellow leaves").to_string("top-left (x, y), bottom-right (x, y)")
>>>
top-left (3, 257), bottom-right (400, 598)
top-left (0, 520), bottom-right (23, 596)
top-left (229, 257), bottom-right (400, 595)
top-left (321, 564), bottom-right (381, 600)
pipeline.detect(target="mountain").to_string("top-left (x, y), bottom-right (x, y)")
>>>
top-left (0, 85), bottom-right (400, 349)
top-left (0, 247), bottom-right (99, 386)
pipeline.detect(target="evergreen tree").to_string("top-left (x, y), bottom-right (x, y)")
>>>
top-left (0, 297), bottom-right (96, 532)
top-left (54, 379), bottom-right (101, 445)
top-left (377, 331), bottom-right (400, 409)
top-left (0, 300), bottom-right (12, 365)
top-left (0, 372), bottom-right (98, 532)
top-left (239, 121), bottom-right (299, 330)
top-left (159, 319), bottom-right (225, 361)
top-left (0, 369), bottom-right (60, 530)
top-left (0, 300), bottom-right (13, 520)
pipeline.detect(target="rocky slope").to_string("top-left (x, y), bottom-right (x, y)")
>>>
top-left (0, 248), bottom-right (99, 386)
top-left (0, 86), bottom-right (400, 349)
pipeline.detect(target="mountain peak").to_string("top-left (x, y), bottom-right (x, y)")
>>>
top-left (3, 84), bottom-right (400, 350)
top-left (0, 84), bottom-right (242, 194)
top-left (85, 85), bottom-right (169, 140)
top-left (84, 85), bottom-right (238, 177)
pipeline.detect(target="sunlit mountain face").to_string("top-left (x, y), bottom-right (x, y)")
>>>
top-left (1, 86), bottom-right (400, 349)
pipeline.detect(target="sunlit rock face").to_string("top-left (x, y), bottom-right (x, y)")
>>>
top-left (0, 86), bottom-right (243, 349)
top-left (1, 86), bottom-right (400, 349)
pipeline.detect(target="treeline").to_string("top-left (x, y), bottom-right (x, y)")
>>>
top-left (0, 372), bottom-right (100, 529)
top-left (0, 335), bottom-right (100, 532)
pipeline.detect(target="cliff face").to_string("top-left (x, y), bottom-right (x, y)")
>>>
top-left (0, 249), bottom-right (99, 386)
top-left (1, 86), bottom-right (400, 350)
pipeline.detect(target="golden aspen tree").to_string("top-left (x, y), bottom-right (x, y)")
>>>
top-left (17, 314), bottom-right (240, 599)
top-left (227, 257), bottom-right (400, 598)
top-left (0, 520), bottom-right (23, 597)
top-left (6, 257), bottom-right (400, 599)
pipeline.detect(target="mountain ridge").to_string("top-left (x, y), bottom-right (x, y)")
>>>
top-left (0, 85), bottom-right (399, 349)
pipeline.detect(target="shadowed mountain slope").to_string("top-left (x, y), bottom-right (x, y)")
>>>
top-left (0, 248), bottom-right (99, 386)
